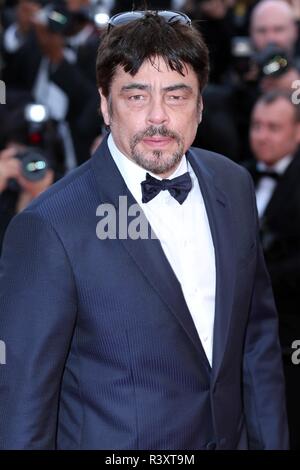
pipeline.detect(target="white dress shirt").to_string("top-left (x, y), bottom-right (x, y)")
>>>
top-left (256, 155), bottom-right (293, 218)
top-left (108, 134), bottom-right (216, 366)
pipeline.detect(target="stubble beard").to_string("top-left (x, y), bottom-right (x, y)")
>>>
top-left (129, 125), bottom-right (185, 175)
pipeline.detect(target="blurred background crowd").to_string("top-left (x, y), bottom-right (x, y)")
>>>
top-left (0, 0), bottom-right (300, 449)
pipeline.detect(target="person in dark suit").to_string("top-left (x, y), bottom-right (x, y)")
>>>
top-left (247, 90), bottom-right (300, 449)
top-left (0, 10), bottom-right (288, 450)
top-left (1, 0), bottom-right (101, 165)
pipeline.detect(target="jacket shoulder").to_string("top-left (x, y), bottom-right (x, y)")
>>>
top-left (188, 146), bottom-right (251, 182)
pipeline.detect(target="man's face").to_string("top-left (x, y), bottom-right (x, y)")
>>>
top-left (251, 4), bottom-right (297, 52)
top-left (100, 57), bottom-right (202, 178)
top-left (250, 98), bottom-right (300, 165)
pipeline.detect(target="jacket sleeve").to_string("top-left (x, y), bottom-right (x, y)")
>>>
top-left (0, 210), bottom-right (77, 449)
top-left (242, 173), bottom-right (289, 450)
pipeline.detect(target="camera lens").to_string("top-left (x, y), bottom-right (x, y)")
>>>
top-left (16, 148), bottom-right (48, 182)
top-left (253, 44), bottom-right (291, 78)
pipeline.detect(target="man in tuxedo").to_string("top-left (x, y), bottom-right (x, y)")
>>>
top-left (0, 11), bottom-right (288, 450)
top-left (247, 90), bottom-right (300, 449)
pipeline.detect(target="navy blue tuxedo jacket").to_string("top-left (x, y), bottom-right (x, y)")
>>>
top-left (0, 138), bottom-right (289, 449)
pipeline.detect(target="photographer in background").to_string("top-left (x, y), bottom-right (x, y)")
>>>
top-left (0, 146), bottom-right (54, 254)
top-left (0, 102), bottom-right (64, 253)
top-left (1, 0), bottom-right (102, 166)
top-left (258, 53), bottom-right (300, 92)
top-left (245, 91), bottom-right (300, 449)
top-left (193, 42), bottom-right (297, 163)
top-left (250, 0), bottom-right (298, 57)
top-left (229, 0), bottom-right (300, 161)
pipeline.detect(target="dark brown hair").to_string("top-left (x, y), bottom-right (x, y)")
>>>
top-left (96, 12), bottom-right (209, 98)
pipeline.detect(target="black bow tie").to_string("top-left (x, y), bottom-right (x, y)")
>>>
top-left (255, 168), bottom-right (281, 181)
top-left (141, 172), bottom-right (192, 204)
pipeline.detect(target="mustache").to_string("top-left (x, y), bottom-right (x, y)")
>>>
top-left (132, 126), bottom-right (181, 145)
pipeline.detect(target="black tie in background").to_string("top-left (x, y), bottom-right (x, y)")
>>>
top-left (141, 172), bottom-right (192, 204)
top-left (255, 168), bottom-right (281, 181)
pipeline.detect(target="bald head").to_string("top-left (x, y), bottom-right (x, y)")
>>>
top-left (250, 0), bottom-right (297, 53)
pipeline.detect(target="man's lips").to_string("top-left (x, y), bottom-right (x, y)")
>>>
top-left (142, 137), bottom-right (174, 147)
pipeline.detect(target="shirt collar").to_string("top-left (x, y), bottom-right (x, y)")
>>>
top-left (107, 133), bottom-right (189, 204)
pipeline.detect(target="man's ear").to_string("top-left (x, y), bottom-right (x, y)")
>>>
top-left (198, 95), bottom-right (203, 124)
top-left (99, 89), bottom-right (110, 126)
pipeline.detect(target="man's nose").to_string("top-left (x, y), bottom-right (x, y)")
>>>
top-left (147, 97), bottom-right (169, 126)
top-left (254, 127), bottom-right (269, 142)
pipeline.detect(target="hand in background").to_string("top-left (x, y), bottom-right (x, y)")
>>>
top-left (0, 148), bottom-right (21, 193)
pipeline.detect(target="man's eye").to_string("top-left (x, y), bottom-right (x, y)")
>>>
top-left (167, 95), bottom-right (185, 101)
top-left (129, 95), bottom-right (146, 101)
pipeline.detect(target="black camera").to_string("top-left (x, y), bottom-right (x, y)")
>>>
top-left (34, 1), bottom-right (111, 35)
top-left (253, 43), bottom-right (291, 78)
top-left (34, 3), bottom-right (71, 34)
top-left (33, 2), bottom-right (107, 35)
top-left (231, 38), bottom-right (291, 80)
top-left (15, 147), bottom-right (49, 182)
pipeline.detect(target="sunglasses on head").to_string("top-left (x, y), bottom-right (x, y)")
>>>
top-left (107, 10), bottom-right (192, 32)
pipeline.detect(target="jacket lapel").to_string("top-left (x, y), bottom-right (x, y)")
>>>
top-left (187, 149), bottom-right (237, 382)
top-left (91, 138), bottom-right (211, 373)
